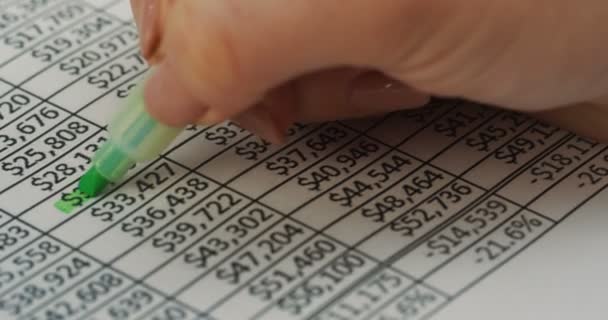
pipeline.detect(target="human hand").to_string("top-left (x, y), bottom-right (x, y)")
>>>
top-left (130, 0), bottom-right (608, 143)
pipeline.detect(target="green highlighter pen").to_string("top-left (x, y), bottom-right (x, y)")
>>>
top-left (78, 71), bottom-right (182, 196)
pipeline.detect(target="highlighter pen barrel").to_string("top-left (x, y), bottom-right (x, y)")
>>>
top-left (79, 70), bottom-right (183, 196)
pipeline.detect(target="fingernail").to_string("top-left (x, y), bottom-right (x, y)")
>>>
top-left (144, 64), bottom-right (208, 126)
top-left (139, 0), bottom-right (161, 60)
top-left (196, 109), bottom-right (225, 126)
top-left (130, 0), bottom-right (142, 26)
top-left (236, 108), bottom-right (287, 144)
top-left (350, 72), bottom-right (429, 110)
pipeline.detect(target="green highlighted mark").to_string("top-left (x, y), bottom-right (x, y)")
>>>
top-left (54, 188), bottom-right (93, 214)
top-left (55, 167), bottom-right (112, 214)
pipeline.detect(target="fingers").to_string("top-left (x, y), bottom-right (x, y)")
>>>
top-left (231, 95), bottom-right (296, 145)
top-left (129, 0), bottom-right (142, 26)
top-left (532, 102), bottom-right (608, 143)
top-left (138, 0), bottom-right (608, 132)
top-left (290, 69), bottom-right (429, 122)
top-left (129, 0), bottom-right (168, 63)
top-left (142, 0), bottom-right (420, 126)
top-left (229, 69), bottom-right (429, 143)
top-left (143, 61), bottom-right (206, 124)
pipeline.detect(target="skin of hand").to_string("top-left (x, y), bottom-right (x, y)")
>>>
top-left (130, 0), bottom-right (608, 144)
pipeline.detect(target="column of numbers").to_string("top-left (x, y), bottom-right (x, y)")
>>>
top-left (0, 237), bottom-right (68, 297)
top-left (230, 124), bottom-right (357, 199)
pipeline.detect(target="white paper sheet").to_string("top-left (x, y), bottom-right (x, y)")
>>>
top-left (0, 1), bottom-right (606, 319)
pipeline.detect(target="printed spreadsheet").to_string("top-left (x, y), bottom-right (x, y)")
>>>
top-left (0, 1), bottom-right (607, 319)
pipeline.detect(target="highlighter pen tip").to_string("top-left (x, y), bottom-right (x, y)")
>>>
top-left (78, 166), bottom-right (110, 197)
